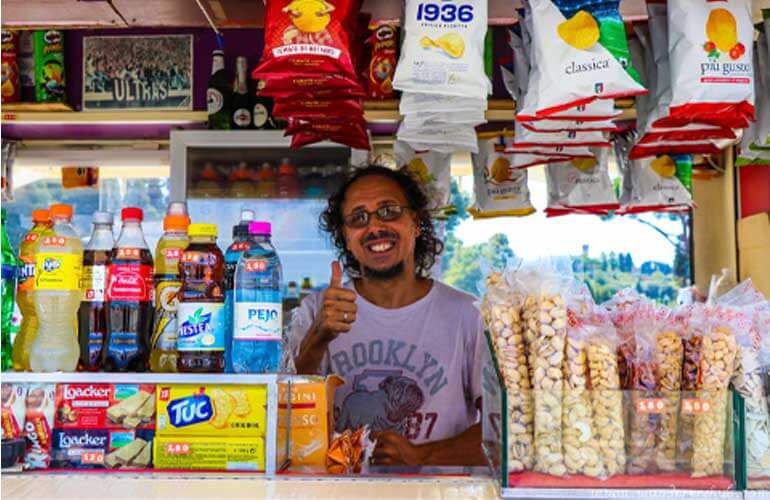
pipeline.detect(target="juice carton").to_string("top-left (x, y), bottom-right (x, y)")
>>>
top-left (153, 435), bottom-right (264, 471)
top-left (156, 384), bottom-right (267, 437)
top-left (278, 375), bottom-right (343, 467)
top-left (55, 384), bottom-right (156, 430)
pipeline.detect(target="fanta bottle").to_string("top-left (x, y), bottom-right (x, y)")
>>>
top-left (232, 221), bottom-right (283, 373)
top-left (149, 213), bottom-right (190, 372)
top-left (12, 208), bottom-right (52, 371)
top-left (223, 208), bottom-right (255, 372)
top-left (77, 211), bottom-right (114, 371)
top-left (29, 204), bottom-right (83, 372)
top-left (177, 223), bottom-right (225, 373)
top-left (104, 208), bottom-right (154, 372)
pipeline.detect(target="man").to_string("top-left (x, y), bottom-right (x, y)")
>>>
top-left (290, 165), bottom-right (487, 466)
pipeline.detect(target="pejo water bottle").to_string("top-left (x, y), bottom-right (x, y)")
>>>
top-left (223, 208), bottom-right (255, 372)
top-left (232, 221), bottom-right (283, 373)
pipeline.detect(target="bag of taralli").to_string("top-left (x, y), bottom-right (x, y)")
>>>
top-left (522, 0), bottom-right (646, 118)
top-left (393, 0), bottom-right (491, 99)
top-left (393, 140), bottom-right (453, 217)
top-left (469, 136), bottom-right (535, 218)
top-left (664, 0), bottom-right (755, 129)
top-left (545, 148), bottom-right (619, 216)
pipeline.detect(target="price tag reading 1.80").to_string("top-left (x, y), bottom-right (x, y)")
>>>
top-left (636, 398), bottom-right (665, 414)
top-left (681, 399), bottom-right (712, 415)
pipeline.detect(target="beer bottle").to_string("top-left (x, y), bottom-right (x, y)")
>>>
top-left (251, 79), bottom-right (276, 130)
top-left (207, 50), bottom-right (231, 130)
top-left (231, 56), bottom-right (251, 130)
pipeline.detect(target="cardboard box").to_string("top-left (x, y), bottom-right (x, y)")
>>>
top-left (153, 436), bottom-right (264, 471)
top-left (278, 375), bottom-right (343, 466)
top-left (55, 384), bottom-right (155, 430)
top-left (52, 429), bottom-right (154, 469)
top-left (156, 384), bottom-right (267, 437)
top-left (738, 212), bottom-right (770, 297)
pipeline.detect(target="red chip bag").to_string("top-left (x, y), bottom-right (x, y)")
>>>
top-left (273, 97), bottom-right (364, 120)
top-left (628, 141), bottom-right (721, 160)
top-left (287, 119), bottom-right (369, 149)
top-left (258, 73), bottom-right (364, 98)
top-left (253, 0), bottom-right (362, 83)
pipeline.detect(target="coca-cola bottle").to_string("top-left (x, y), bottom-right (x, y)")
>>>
top-left (104, 207), bottom-right (154, 372)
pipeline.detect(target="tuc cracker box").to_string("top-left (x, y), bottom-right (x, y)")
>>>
top-left (156, 384), bottom-right (267, 437)
top-left (278, 375), bottom-right (343, 467)
top-left (153, 436), bottom-right (264, 471)
top-left (55, 384), bottom-right (156, 430)
top-left (52, 429), bottom-right (154, 469)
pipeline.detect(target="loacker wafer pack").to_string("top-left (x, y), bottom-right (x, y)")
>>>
top-left (52, 429), bottom-right (154, 469)
top-left (55, 384), bottom-right (156, 431)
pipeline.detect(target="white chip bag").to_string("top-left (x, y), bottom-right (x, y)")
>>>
top-left (545, 148), bottom-right (619, 215)
top-left (394, 140), bottom-right (453, 216)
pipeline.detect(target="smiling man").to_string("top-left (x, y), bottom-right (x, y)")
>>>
top-left (290, 165), bottom-right (487, 466)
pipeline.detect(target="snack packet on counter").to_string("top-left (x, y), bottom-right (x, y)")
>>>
top-left (326, 426), bottom-right (374, 474)
top-left (52, 429), bottom-right (154, 469)
top-left (521, 0), bottom-right (645, 118)
top-left (654, 314), bottom-right (684, 472)
top-left (55, 384), bottom-right (156, 431)
top-left (392, 0), bottom-right (491, 99)
top-left (2, 383), bottom-right (27, 439)
top-left (469, 136), bottom-right (535, 219)
top-left (545, 148), bottom-right (619, 217)
top-left (663, 0), bottom-right (754, 129)
top-left (366, 23), bottom-right (397, 99)
top-left (394, 140), bottom-right (453, 217)
top-left (23, 384), bottom-right (56, 470)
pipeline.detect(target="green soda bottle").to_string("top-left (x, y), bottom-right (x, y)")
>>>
top-left (1, 208), bottom-right (21, 371)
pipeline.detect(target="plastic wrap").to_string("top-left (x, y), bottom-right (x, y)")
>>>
top-left (654, 318), bottom-right (684, 472)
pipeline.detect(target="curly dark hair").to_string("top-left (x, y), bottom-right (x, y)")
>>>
top-left (320, 165), bottom-right (444, 279)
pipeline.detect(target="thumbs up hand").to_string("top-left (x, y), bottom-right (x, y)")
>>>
top-left (313, 261), bottom-right (358, 343)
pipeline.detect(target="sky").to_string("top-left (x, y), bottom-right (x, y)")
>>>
top-left (455, 176), bottom-right (686, 266)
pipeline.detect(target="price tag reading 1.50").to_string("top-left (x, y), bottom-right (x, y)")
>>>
top-left (636, 398), bottom-right (665, 414)
top-left (681, 399), bottom-right (712, 415)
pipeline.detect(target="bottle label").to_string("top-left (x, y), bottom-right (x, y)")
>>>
top-left (207, 88), bottom-right (223, 114)
top-left (34, 252), bottom-right (82, 291)
top-left (106, 331), bottom-right (140, 370)
top-left (17, 255), bottom-right (35, 292)
top-left (177, 302), bottom-right (225, 351)
top-left (153, 280), bottom-right (182, 352)
top-left (233, 108), bottom-right (251, 127)
top-left (253, 104), bottom-right (268, 128)
top-left (106, 263), bottom-right (152, 301)
top-left (234, 302), bottom-right (282, 341)
top-left (82, 264), bottom-right (107, 302)
top-left (85, 331), bottom-right (104, 367)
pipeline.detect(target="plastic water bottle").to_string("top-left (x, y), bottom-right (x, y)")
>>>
top-left (223, 208), bottom-right (255, 372)
top-left (232, 221), bottom-right (283, 373)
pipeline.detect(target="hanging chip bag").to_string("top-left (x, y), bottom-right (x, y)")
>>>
top-left (393, 0), bottom-right (491, 99)
top-left (394, 140), bottom-right (452, 216)
top-left (545, 148), bottom-right (619, 216)
top-left (469, 136), bottom-right (535, 218)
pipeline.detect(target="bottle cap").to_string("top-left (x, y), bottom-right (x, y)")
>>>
top-left (92, 211), bottom-right (113, 226)
top-left (167, 201), bottom-right (188, 216)
top-left (121, 207), bottom-right (143, 222)
top-left (248, 221), bottom-right (271, 236)
top-left (32, 209), bottom-right (51, 223)
top-left (240, 208), bottom-right (256, 223)
top-left (49, 203), bottom-right (73, 219)
top-left (189, 223), bottom-right (218, 238)
top-left (164, 214), bottom-right (190, 231)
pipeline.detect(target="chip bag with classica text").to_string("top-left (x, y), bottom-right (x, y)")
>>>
top-left (545, 148), bottom-right (619, 216)
top-left (470, 136), bottom-right (535, 218)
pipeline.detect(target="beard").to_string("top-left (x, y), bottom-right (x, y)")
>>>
top-left (363, 261), bottom-right (405, 281)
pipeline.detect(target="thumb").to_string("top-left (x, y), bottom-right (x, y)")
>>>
top-left (330, 260), bottom-right (343, 288)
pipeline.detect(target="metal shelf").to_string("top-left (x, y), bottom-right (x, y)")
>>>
top-left (0, 371), bottom-right (279, 385)
top-left (501, 488), bottom-right (745, 499)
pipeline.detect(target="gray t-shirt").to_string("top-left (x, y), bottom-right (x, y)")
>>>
top-left (289, 280), bottom-right (486, 444)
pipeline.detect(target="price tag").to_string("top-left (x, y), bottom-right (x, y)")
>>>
top-left (81, 451), bottom-right (104, 465)
top-left (636, 398), bottom-right (665, 414)
top-left (682, 398), bottom-right (711, 415)
top-left (165, 442), bottom-right (191, 455)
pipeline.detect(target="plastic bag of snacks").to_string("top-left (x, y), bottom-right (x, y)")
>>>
top-left (691, 306), bottom-right (741, 477)
top-left (663, 0), bottom-right (754, 129)
top-left (674, 304), bottom-right (704, 465)
top-left (366, 23), bottom-right (397, 99)
top-left (480, 270), bottom-right (534, 472)
top-left (614, 131), bottom-right (692, 214)
top-left (393, 140), bottom-right (452, 217)
top-left (393, 0), bottom-right (491, 99)
top-left (654, 314), bottom-right (685, 472)
top-left (603, 289), bottom-right (647, 391)
top-left (469, 136), bottom-right (535, 219)
top-left (545, 148), bottom-right (619, 217)
top-left (585, 312), bottom-right (627, 477)
top-left (521, 0), bottom-right (645, 118)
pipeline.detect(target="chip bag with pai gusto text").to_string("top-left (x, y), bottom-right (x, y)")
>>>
top-left (469, 136), bottom-right (535, 218)
top-left (394, 140), bottom-right (452, 217)
top-left (545, 148), bottom-right (619, 216)
top-left (662, 0), bottom-right (755, 129)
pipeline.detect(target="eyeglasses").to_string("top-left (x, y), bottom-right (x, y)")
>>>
top-left (343, 204), bottom-right (408, 229)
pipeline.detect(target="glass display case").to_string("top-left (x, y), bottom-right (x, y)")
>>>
top-left (170, 130), bottom-right (353, 290)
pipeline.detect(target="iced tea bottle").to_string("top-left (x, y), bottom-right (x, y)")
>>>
top-left (77, 211), bottom-right (114, 371)
top-left (177, 223), bottom-right (225, 373)
top-left (104, 207), bottom-right (154, 372)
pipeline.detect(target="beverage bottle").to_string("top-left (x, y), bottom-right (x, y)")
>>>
top-left (276, 158), bottom-right (300, 198)
top-left (229, 161), bottom-right (256, 198)
top-left (300, 277), bottom-right (314, 301)
top-left (104, 207), bottom-right (154, 372)
top-left (12, 208), bottom-right (52, 371)
top-left (177, 223), bottom-right (225, 373)
top-left (29, 203), bottom-right (83, 372)
top-left (77, 211), bottom-right (114, 371)
top-left (207, 49), bottom-right (231, 130)
top-left (149, 213), bottom-right (190, 372)
top-left (1, 208), bottom-right (21, 371)
top-left (232, 221), bottom-right (283, 373)
top-left (283, 280), bottom-right (300, 329)
top-left (231, 56), bottom-right (251, 130)
top-left (251, 79), bottom-right (276, 130)
top-left (254, 162), bottom-right (276, 198)
top-left (223, 208), bottom-right (256, 372)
